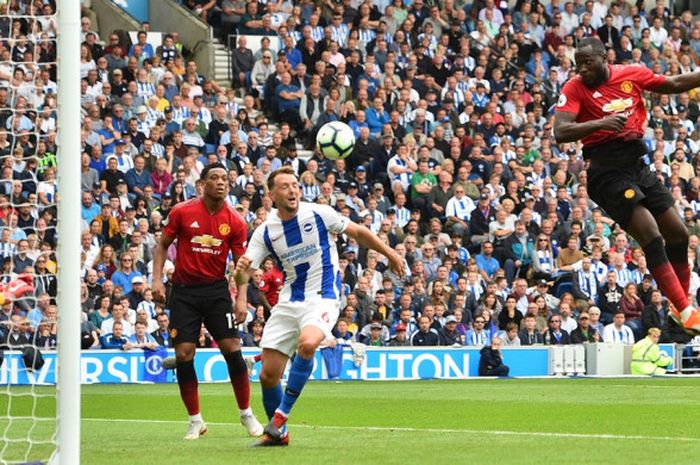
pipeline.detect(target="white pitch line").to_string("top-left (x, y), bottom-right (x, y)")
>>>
top-left (81, 418), bottom-right (700, 443)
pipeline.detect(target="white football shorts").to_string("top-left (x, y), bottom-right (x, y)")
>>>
top-left (260, 298), bottom-right (340, 357)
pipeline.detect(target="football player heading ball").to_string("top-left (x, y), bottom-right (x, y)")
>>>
top-left (554, 37), bottom-right (700, 335)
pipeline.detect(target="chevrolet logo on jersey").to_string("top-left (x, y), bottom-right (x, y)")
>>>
top-left (191, 235), bottom-right (223, 247)
top-left (602, 98), bottom-right (634, 113)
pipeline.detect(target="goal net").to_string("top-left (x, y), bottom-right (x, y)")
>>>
top-left (0, 0), bottom-right (81, 464)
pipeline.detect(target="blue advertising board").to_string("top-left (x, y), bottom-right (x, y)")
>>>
top-left (0, 347), bottom-right (556, 386)
top-left (112, 0), bottom-right (149, 23)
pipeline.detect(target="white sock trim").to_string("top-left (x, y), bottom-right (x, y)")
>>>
top-left (681, 306), bottom-right (694, 321)
top-left (189, 413), bottom-right (203, 422)
top-left (239, 407), bottom-right (252, 416)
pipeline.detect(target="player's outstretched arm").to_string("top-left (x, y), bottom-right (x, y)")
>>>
top-left (553, 110), bottom-right (627, 143)
top-left (345, 222), bottom-right (406, 277)
top-left (152, 232), bottom-right (175, 303)
top-left (653, 72), bottom-right (700, 94)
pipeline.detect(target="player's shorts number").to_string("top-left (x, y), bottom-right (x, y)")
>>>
top-left (225, 312), bottom-right (235, 329)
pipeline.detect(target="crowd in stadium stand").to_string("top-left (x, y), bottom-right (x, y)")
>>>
top-left (3, 0), bottom-right (700, 355)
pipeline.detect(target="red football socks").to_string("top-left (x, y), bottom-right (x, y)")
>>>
top-left (223, 351), bottom-right (251, 410)
top-left (230, 372), bottom-right (251, 410)
top-left (272, 411), bottom-right (288, 429)
top-left (652, 262), bottom-right (689, 310)
top-left (671, 261), bottom-right (690, 296)
top-left (178, 379), bottom-right (200, 416)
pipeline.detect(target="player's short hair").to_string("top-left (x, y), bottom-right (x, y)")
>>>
top-left (576, 37), bottom-right (607, 56)
top-left (200, 162), bottom-right (228, 180)
top-left (267, 166), bottom-right (297, 191)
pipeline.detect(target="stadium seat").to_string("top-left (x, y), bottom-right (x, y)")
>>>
top-left (555, 282), bottom-right (573, 298)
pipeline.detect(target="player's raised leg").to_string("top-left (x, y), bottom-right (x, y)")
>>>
top-left (217, 337), bottom-right (263, 437)
top-left (658, 209), bottom-right (692, 295)
top-left (626, 206), bottom-right (700, 333)
top-left (174, 342), bottom-right (207, 440)
top-left (654, 208), bottom-right (700, 332)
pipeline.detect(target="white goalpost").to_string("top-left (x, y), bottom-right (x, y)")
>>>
top-left (0, 0), bottom-right (81, 463)
top-left (55, 0), bottom-right (82, 463)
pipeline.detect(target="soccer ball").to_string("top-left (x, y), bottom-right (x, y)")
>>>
top-left (316, 121), bottom-right (355, 160)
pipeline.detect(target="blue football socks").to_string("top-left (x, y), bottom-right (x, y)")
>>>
top-left (277, 355), bottom-right (314, 417)
top-left (261, 383), bottom-right (283, 420)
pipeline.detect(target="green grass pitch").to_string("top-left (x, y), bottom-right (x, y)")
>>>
top-left (2, 378), bottom-right (700, 465)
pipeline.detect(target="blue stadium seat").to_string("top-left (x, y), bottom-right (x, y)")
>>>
top-left (555, 281), bottom-right (573, 298)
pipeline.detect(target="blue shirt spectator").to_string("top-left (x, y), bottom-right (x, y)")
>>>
top-left (81, 192), bottom-right (101, 224)
top-left (124, 157), bottom-right (153, 197)
top-left (111, 270), bottom-right (143, 295)
top-left (276, 82), bottom-right (302, 113)
top-left (100, 323), bottom-right (129, 349)
top-left (365, 98), bottom-right (390, 137)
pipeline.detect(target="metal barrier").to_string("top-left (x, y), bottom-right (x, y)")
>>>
top-left (677, 343), bottom-right (700, 374)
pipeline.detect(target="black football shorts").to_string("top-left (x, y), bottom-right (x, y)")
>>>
top-left (167, 280), bottom-right (239, 344)
top-left (584, 139), bottom-right (674, 229)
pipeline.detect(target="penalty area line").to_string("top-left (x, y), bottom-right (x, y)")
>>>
top-left (80, 418), bottom-right (700, 442)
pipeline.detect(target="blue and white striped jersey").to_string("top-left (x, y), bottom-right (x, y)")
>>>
top-left (136, 81), bottom-right (155, 100)
top-left (246, 203), bottom-right (350, 303)
top-left (610, 266), bottom-right (633, 288)
top-left (310, 25), bottom-right (324, 42)
top-left (330, 24), bottom-right (349, 47)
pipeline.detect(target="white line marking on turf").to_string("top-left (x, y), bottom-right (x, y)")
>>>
top-left (81, 418), bottom-right (700, 442)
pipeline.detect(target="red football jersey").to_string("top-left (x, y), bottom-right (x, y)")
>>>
top-left (163, 199), bottom-right (247, 285)
top-left (261, 268), bottom-right (284, 307)
top-left (555, 64), bottom-right (666, 147)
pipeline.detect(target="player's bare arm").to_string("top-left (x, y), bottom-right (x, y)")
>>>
top-left (652, 72), bottom-right (700, 94)
top-left (152, 232), bottom-right (175, 303)
top-left (554, 111), bottom-right (628, 143)
top-left (233, 256), bottom-right (253, 323)
top-left (344, 221), bottom-right (406, 277)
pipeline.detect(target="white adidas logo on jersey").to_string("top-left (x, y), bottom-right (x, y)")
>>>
top-left (593, 91), bottom-right (603, 98)
top-left (190, 221), bottom-right (200, 228)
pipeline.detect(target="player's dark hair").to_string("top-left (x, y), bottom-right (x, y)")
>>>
top-left (267, 166), bottom-right (297, 191)
top-left (576, 37), bottom-right (607, 56)
top-left (200, 162), bottom-right (228, 180)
